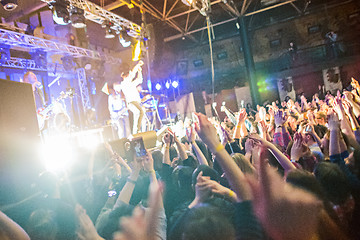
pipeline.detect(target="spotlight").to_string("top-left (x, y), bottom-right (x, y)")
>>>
top-left (52, 0), bottom-right (70, 25)
top-left (31, 51), bottom-right (47, 68)
top-left (61, 55), bottom-right (76, 71)
top-left (172, 81), bottom-right (179, 88)
top-left (70, 6), bottom-right (86, 28)
top-left (119, 31), bottom-right (131, 47)
top-left (165, 81), bottom-right (170, 89)
top-left (105, 27), bottom-right (115, 39)
top-left (155, 83), bottom-right (161, 91)
top-left (1, 0), bottom-right (18, 11)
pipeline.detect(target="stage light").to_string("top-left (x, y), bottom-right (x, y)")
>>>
top-left (61, 55), bottom-right (76, 71)
top-left (181, 0), bottom-right (194, 7)
top-left (51, 0), bottom-right (70, 26)
top-left (0, 45), bottom-right (10, 64)
top-left (132, 40), bottom-right (141, 61)
top-left (165, 81), bottom-right (170, 89)
top-left (1, 0), bottom-right (18, 11)
top-left (70, 6), bottom-right (86, 28)
top-left (172, 81), bottom-right (179, 88)
top-left (31, 51), bottom-right (47, 68)
top-left (105, 27), bottom-right (115, 39)
top-left (155, 83), bottom-right (161, 91)
top-left (40, 137), bottom-right (75, 173)
top-left (119, 35), bottom-right (131, 47)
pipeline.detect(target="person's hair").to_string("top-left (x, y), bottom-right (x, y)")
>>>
top-left (181, 204), bottom-right (235, 240)
top-left (231, 153), bottom-right (255, 175)
top-left (192, 165), bottom-right (220, 186)
top-left (314, 162), bottom-right (352, 205)
top-left (151, 150), bottom-right (163, 171)
top-left (286, 169), bottom-right (340, 225)
top-left (26, 209), bottom-right (57, 240)
top-left (172, 165), bottom-right (194, 190)
top-left (23, 71), bottom-right (36, 83)
top-left (169, 146), bottom-right (178, 162)
top-left (97, 204), bottom-right (135, 240)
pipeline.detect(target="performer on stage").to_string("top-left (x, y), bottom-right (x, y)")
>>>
top-left (120, 60), bottom-right (144, 134)
top-left (108, 83), bottom-right (130, 138)
top-left (23, 71), bottom-right (45, 109)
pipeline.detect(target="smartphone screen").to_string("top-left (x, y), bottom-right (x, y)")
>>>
top-left (131, 137), bottom-right (147, 157)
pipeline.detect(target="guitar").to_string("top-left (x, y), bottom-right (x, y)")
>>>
top-left (110, 107), bottom-right (128, 123)
top-left (37, 89), bottom-right (74, 130)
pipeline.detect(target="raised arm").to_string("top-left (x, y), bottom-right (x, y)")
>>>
top-left (194, 112), bottom-right (252, 202)
top-left (0, 211), bottom-right (30, 240)
top-left (186, 126), bottom-right (208, 166)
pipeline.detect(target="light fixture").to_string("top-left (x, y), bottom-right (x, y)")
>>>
top-left (1, 0), bottom-right (18, 11)
top-left (51, 0), bottom-right (70, 25)
top-left (165, 81), bottom-right (170, 89)
top-left (70, 6), bottom-right (86, 28)
top-left (155, 83), bottom-right (161, 91)
top-left (132, 40), bottom-right (141, 61)
top-left (119, 30), bottom-right (131, 47)
top-left (61, 55), bottom-right (76, 71)
top-left (172, 81), bottom-right (179, 89)
top-left (105, 27), bottom-right (115, 39)
top-left (31, 51), bottom-right (47, 68)
top-left (0, 45), bottom-right (10, 64)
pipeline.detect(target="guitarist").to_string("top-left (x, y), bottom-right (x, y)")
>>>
top-left (23, 71), bottom-right (46, 110)
top-left (108, 82), bottom-right (130, 138)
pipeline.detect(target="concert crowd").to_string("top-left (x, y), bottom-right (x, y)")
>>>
top-left (2, 78), bottom-right (360, 240)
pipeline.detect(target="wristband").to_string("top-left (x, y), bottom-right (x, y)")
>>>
top-left (228, 190), bottom-right (235, 198)
top-left (214, 143), bottom-right (225, 153)
top-left (148, 169), bottom-right (156, 174)
top-left (126, 177), bottom-right (137, 184)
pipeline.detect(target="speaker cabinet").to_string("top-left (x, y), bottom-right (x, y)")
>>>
top-left (0, 79), bottom-right (40, 143)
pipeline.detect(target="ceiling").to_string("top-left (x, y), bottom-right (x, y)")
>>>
top-left (0, 0), bottom-right (351, 47)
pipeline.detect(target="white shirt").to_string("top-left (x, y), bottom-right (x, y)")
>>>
top-left (120, 70), bottom-right (143, 103)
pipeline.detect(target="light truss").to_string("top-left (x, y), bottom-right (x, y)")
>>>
top-left (0, 28), bottom-right (121, 64)
top-left (0, 57), bottom-right (72, 73)
top-left (1, 57), bottom-right (47, 71)
top-left (77, 68), bottom-right (91, 111)
top-left (41, 0), bottom-right (141, 37)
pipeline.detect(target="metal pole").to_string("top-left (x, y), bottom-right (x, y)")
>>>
top-left (206, 15), bottom-right (215, 103)
top-left (237, 17), bottom-right (259, 106)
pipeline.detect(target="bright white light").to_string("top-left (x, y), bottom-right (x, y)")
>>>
top-left (165, 82), bottom-right (170, 89)
top-left (119, 37), bottom-right (131, 47)
top-left (79, 133), bottom-right (102, 150)
top-left (172, 81), bottom-right (179, 88)
top-left (53, 12), bottom-right (69, 25)
top-left (40, 136), bottom-right (74, 173)
top-left (155, 83), bottom-right (161, 90)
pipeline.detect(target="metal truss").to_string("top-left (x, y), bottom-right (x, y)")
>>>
top-left (104, 0), bottom-right (300, 42)
top-left (41, 0), bottom-right (141, 37)
top-left (0, 57), bottom-right (70, 73)
top-left (77, 68), bottom-right (91, 111)
top-left (0, 28), bottom-right (122, 64)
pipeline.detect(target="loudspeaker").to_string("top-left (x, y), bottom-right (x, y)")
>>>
top-left (0, 79), bottom-right (40, 143)
top-left (109, 131), bottom-right (157, 159)
top-left (132, 130), bottom-right (157, 149)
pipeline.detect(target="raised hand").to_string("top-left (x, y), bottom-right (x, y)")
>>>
top-left (274, 110), bottom-right (287, 127)
top-left (246, 156), bottom-right (322, 240)
top-left (143, 149), bottom-right (154, 173)
top-left (76, 204), bottom-right (104, 240)
top-left (327, 110), bottom-right (340, 131)
top-left (193, 112), bottom-right (221, 152)
top-left (162, 132), bottom-right (172, 145)
top-left (237, 108), bottom-right (247, 124)
top-left (291, 133), bottom-right (307, 161)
